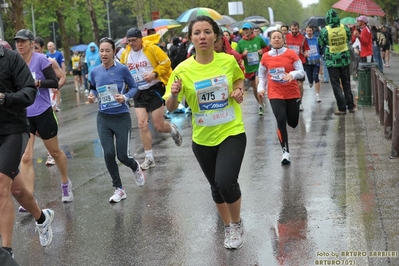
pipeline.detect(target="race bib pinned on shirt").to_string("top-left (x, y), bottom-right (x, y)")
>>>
top-left (97, 84), bottom-right (122, 110)
top-left (130, 69), bottom-right (148, 88)
top-left (288, 45), bottom-right (300, 55)
top-left (193, 75), bottom-right (235, 126)
top-left (247, 52), bottom-right (259, 66)
top-left (194, 75), bottom-right (229, 111)
top-left (269, 67), bottom-right (288, 83)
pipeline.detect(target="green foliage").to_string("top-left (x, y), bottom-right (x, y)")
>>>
top-left (4, 0), bottom-right (397, 49)
top-left (7, 0), bottom-right (109, 45)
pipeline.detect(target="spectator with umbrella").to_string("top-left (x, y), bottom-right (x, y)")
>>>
top-left (353, 16), bottom-right (373, 62)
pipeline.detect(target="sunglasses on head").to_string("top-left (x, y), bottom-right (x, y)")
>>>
top-left (99, 37), bottom-right (114, 45)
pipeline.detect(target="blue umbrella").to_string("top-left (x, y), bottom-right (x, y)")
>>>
top-left (70, 44), bottom-right (88, 52)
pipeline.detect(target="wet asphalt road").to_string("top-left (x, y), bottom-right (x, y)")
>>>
top-left (11, 70), bottom-right (399, 266)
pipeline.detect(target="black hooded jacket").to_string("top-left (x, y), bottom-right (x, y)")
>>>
top-left (0, 45), bottom-right (37, 135)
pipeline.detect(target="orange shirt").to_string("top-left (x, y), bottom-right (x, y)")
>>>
top-left (260, 49), bottom-right (301, 100)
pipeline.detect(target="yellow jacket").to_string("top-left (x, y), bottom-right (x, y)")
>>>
top-left (120, 36), bottom-right (172, 99)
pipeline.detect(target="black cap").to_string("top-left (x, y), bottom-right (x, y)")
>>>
top-left (13, 29), bottom-right (34, 41)
top-left (126, 28), bottom-right (142, 38)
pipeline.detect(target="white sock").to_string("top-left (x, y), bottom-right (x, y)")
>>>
top-left (316, 93), bottom-right (319, 97)
top-left (144, 150), bottom-right (153, 159)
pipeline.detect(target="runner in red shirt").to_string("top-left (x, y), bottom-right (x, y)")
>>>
top-left (257, 30), bottom-right (305, 164)
top-left (285, 21), bottom-right (310, 111)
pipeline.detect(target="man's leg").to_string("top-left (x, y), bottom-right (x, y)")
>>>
top-left (250, 79), bottom-right (262, 105)
top-left (134, 107), bottom-right (155, 169)
top-left (152, 105), bottom-right (182, 146)
top-left (328, 67), bottom-right (346, 112)
top-left (11, 173), bottom-right (42, 219)
top-left (340, 66), bottom-right (355, 111)
top-left (11, 173), bottom-right (55, 247)
top-left (151, 105), bottom-right (173, 133)
top-left (135, 107), bottom-right (152, 152)
top-left (0, 173), bottom-right (14, 250)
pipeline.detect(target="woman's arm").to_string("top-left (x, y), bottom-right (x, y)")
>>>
top-left (40, 66), bottom-right (59, 88)
top-left (257, 63), bottom-right (268, 96)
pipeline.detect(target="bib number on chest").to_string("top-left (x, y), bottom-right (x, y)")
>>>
top-left (97, 84), bottom-right (122, 110)
top-left (195, 75), bottom-right (229, 111)
top-left (247, 52), bottom-right (259, 65)
top-left (269, 67), bottom-right (288, 83)
top-left (130, 69), bottom-right (147, 87)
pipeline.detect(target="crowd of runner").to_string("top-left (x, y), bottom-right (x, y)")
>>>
top-left (0, 8), bottom-right (395, 264)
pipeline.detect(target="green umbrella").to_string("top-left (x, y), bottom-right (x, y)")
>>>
top-left (340, 17), bottom-right (357, 26)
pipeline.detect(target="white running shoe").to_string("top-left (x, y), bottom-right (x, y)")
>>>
top-left (281, 151), bottom-right (291, 165)
top-left (224, 226), bottom-right (231, 249)
top-left (258, 103), bottom-right (265, 116)
top-left (140, 157), bottom-right (156, 170)
top-left (133, 160), bottom-right (146, 186)
top-left (61, 179), bottom-right (74, 203)
top-left (109, 188), bottom-right (127, 203)
top-left (171, 123), bottom-right (182, 146)
top-left (316, 96), bottom-right (321, 102)
top-left (35, 209), bottom-right (55, 247)
top-left (45, 153), bottom-right (56, 166)
top-left (229, 220), bottom-right (244, 249)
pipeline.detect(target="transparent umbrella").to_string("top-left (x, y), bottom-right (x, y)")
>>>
top-left (367, 17), bottom-right (382, 27)
top-left (216, 15), bottom-right (237, 25)
top-left (244, 15), bottom-right (269, 25)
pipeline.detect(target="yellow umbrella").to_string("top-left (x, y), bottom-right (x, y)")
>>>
top-left (176, 7), bottom-right (222, 23)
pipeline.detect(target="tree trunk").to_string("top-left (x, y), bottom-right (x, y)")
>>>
top-left (136, 0), bottom-right (145, 29)
top-left (11, 0), bottom-right (24, 30)
top-left (55, 9), bottom-right (70, 71)
top-left (87, 0), bottom-right (100, 42)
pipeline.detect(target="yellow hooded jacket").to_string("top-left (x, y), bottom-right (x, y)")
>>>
top-left (120, 34), bottom-right (172, 100)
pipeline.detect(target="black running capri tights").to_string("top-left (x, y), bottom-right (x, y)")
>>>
top-left (192, 133), bottom-right (246, 204)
